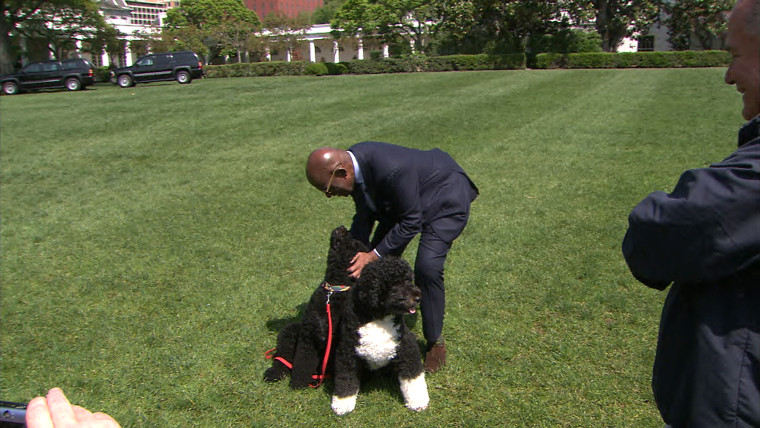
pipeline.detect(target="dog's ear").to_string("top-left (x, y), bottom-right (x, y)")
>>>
top-left (331, 226), bottom-right (349, 248)
top-left (354, 262), bottom-right (385, 309)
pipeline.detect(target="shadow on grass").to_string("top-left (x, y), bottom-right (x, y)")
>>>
top-left (264, 303), bottom-right (306, 332)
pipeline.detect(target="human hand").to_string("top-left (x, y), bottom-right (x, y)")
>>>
top-left (26, 388), bottom-right (120, 428)
top-left (348, 251), bottom-right (379, 278)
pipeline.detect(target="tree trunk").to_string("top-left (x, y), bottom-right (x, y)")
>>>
top-left (0, 15), bottom-right (15, 74)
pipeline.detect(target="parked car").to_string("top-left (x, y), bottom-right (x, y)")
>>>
top-left (111, 51), bottom-right (204, 88)
top-left (1, 58), bottom-right (95, 95)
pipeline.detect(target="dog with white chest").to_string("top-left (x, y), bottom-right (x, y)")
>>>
top-left (330, 256), bottom-right (429, 415)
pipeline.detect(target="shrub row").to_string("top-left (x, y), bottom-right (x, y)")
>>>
top-left (204, 61), bottom-right (309, 78)
top-left (203, 51), bottom-right (727, 78)
top-left (341, 54), bottom-right (526, 74)
top-left (535, 50), bottom-right (731, 69)
top-left (94, 67), bottom-right (112, 83)
top-left (205, 54), bottom-right (526, 78)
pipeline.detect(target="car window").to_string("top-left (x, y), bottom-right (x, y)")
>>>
top-left (136, 57), bottom-right (154, 67)
top-left (175, 53), bottom-right (199, 64)
top-left (154, 55), bottom-right (171, 65)
top-left (23, 63), bottom-right (42, 73)
top-left (42, 62), bottom-right (60, 72)
top-left (61, 60), bottom-right (89, 70)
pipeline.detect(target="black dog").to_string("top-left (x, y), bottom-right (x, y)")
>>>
top-left (330, 257), bottom-right (429, 415)
top-left (264, 226), bottom-right (367, 388)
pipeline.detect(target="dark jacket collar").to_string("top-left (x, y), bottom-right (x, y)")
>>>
top-left (738, 115), bottom-right (760, 147)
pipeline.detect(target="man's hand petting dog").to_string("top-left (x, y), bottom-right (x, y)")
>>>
top-left (348, 251), bottom-right (378, 278)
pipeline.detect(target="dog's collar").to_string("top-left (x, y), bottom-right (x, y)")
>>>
top-left (322, 281), bottom-right (351, 292)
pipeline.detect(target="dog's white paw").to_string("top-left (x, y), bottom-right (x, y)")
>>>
top-left (331, 394), bottom-right (357, 416)
top-left (400, 372), bottom-right (429, 412)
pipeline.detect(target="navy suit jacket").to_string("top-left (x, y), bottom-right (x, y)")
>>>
top-left (348, 141), bottom-right (478, 256)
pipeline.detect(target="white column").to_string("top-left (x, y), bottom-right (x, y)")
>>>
top-left (49, 44), bottom-right (55, 59)
top-left (357, 38), bottom-right (364, 60)
top-left (309, 40), bottom-right (316, 63)
top-left (410, 38), bottom-right (415, 54)
top-left (333, 40), bottom-right (340, 63)
top-left (382, 44), bottom-right (389, 58)
top-left (101, 50), bottom-right (110, 67)
top-left (124, 43), bottom-right (133, 66)
top-left (265, 47), bottom-right (271, 61)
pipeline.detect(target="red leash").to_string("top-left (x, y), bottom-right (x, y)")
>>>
top-left (265, 285), bottom-right (344, 388)
top-left (309, 294), bottom-right (333, 388)
top-left (264, 348), bottom-right (292, 369)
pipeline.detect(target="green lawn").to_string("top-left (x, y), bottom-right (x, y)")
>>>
top-left (0, 69), bottom-right (743, 426)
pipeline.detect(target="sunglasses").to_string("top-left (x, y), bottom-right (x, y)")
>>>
top-left (325, 164), bottom-right (341, 195)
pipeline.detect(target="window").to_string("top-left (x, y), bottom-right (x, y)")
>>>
top-left (23, 63), bottom-right (42, 73)
top-left (638, 35), bottom-right (655, 52)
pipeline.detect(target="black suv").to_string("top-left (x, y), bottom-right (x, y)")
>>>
top-left (112, 51), bottom-right (204, 87)
top-left (1, 58), bottom-right (95, 95)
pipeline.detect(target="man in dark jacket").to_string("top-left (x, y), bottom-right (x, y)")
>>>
top-left (306, 142), bottom-right (478, 373)
top-left (622, 0), bottom-right (760, 425)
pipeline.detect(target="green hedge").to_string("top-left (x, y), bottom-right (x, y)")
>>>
top-left (341, 54), bottom-right (526, 74)
top-left (535, 50), bottom-right (731, 69)
top-left (205, 61), bottom-right (309, 78)
top-left (205, 54), bottom-right (526, 78)
top-left (94, 67), bottom-right (112, 83)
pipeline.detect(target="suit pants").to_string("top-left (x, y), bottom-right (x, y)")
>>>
top-left (414, 212), bottom-right (469, 344)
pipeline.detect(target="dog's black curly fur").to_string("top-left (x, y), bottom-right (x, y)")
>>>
top-left (263, 226), bottom-right (367, 388)
top-left (330, 256), bottom-right (429, 415)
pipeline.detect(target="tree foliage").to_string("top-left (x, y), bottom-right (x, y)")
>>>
top-left (332, 0), bottom-right (475, 53)
top-left (663, 0), bottom-right (733, 50)
top-left (164, 0), bottom-right (260, 30)
top-left (161, 0), bottom-right (260, 62)
top-left (566, 0), bottom-right (661, 52)
top-left (431, 0), bottom-right (584, 55)
top-left (0, 0), bottom-right (110, 73)
top-left (260, 12), bottom-right (311, 60)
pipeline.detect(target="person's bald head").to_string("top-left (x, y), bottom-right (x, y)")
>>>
top-left (306, 147), bottom-right (355, 198)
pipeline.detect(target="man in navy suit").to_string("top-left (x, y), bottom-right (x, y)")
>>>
top-left (306, 142), bottom-right (478, 373)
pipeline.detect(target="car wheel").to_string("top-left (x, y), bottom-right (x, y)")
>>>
top-left (176, 70), bottom-right (191, 84)
top-left (65, 78), bottom-right (81, 91)
top-left (2, 81), bottom-right (19, 95)
top-left (117, 74), bottom-right (133, 88)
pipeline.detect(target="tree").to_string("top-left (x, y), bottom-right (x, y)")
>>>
top-left (81, 23), bottom-right (123, 68)
top-left (1, 0), bottom-right (108, 73)
top-left (331, 0), bottom-right (475, 54)
top-left (311, 0), bottom-right (346, 24)
top-left (431, 0), bottom-right (579, 55)
top-left (663, 0), bottom-right (733, 50)
top-left (164, 0), bottom-right (260, 30)
top-left (141, 26), bottom-right (211, 60)
top-left (162, 0), bottom-right (260, 62)
top-left (573, 0), bottom-right (662, 52)
top-left (260, 12), bottom-right (310, 60)
top-left (214, 16), bottom-right (260, 62)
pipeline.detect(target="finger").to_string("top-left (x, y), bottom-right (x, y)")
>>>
top-left (45, 387), bottom-right (79, 427)
top-left (25, 396), bottom-right (54, 428)
top-left (72, 404), bottom-right (93, 420)
top-left (91, 412), bottom-right (121, 427)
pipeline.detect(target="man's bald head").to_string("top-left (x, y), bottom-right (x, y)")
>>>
top-left (306, 147), bottom-right (355, 197)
